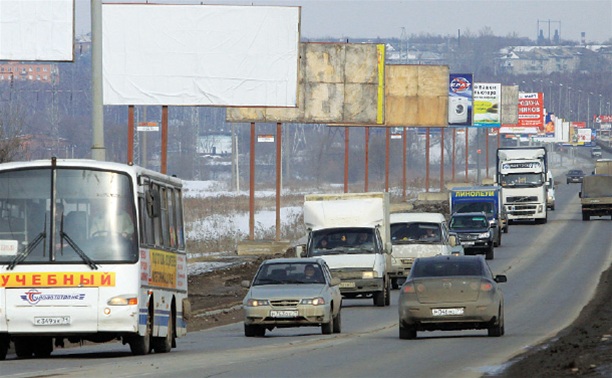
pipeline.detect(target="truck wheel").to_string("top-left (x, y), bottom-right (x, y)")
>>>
top-left (0, 334), bottom-right (8, 360)
top-left (503, 224), bottom-right (509, 234)
top-left (486, 245), bottom-right (494, 260)
top-left (391, 278), bottom-right (399, 290)
top-left (582, 212), bottom-right (590, 221)
top-left (384, 279), bottom-right (391, 306)
top-left (497, 233), bottom-right (502, 247)
top-left (373, 290), bottom-right (385, 307)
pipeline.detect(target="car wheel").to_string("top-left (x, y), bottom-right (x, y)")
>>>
top-left (322, 313), bottom-right (334, 335)
top-left (488, 308), bottom-right (504, 337)
top-left (582, 212), bottom-right (590, 221)
top-left (333, 309), bottom-right (342, 334)
top-left (391, 278), bottom-right (399, 290)
top-left (486, 245), bottom-right (494, 260)
top-left (14, 337), bottom-right (33, 358)
top-left (399, 325), bottom-right (417, 339)
top-left (33, 337), bottom-right (53, 358)
top-left (244, 324), bottom-right (265, 337)
top-left (503, 224), bottom-right (509, 234)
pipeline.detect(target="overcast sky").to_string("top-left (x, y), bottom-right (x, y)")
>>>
top-left (76, 0), bottom-right (612, 44)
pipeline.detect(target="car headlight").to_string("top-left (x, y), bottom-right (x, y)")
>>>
top-left (478, 231), bottom-right (491, 239)
top-left (300, 297), bottom-right (325, 306)
top-left (362, 271), bottom-right (375, 279)
top-left (246, 299), bottom-right (270, 307)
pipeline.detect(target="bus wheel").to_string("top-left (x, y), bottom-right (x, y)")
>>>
top-left (153, 313), bottom-right (173, 353)
top-left (14, 337), bottom-right (34, 358)
top-left (129, 311), bottom-right (152, 355)
top-left (33, 337), bottom-right (53, 358)
top-left (0, 334), bottom-right (9, 360)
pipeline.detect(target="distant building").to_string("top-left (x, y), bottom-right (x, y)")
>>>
top-left (496, 46), bottom-right (582, 75)
top-left (0, 62), bottom-right (58, 84)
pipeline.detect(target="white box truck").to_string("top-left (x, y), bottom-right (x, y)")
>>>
top-left (496, 147), bottom-right (549, 224)
top-left (299, 192), bottom-right (392, 306)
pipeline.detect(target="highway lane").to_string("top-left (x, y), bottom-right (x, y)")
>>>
top-left (2, 182), bottom-right (611, 378)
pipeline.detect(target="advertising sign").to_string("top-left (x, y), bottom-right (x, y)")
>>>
top-left (518, 92), bottom-right (544, 129)
top-left (473, 83), bottom-right (501, 127)
top-left (448, 74), bottom-right (473, 126)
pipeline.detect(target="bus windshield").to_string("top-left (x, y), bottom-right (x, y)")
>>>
top-left (0, 168), bottom-right (137, 266)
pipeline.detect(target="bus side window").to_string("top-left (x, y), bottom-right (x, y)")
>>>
top-left (175, 189), bottom-right (185, 250)
top-left (160, 187), bottom-right (169, 248)
top-left (152, 183), bottom-right (164, 247)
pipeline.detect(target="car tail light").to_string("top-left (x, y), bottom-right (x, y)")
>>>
top-left (403, 284), bottom-right (415, 293)
top-left (480, 281), bottom-right (494, 291)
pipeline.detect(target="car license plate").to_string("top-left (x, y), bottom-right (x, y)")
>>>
top-left (462, 241), bottom-right (475, 246)
top-left (432, 308), bottom-right (464, 316)
top-left (34, 316), bottom-right (71, 326)
top-left (269, 310), bottom-right (298, 318)
top-left (339, 281), bottom-right (355, 288)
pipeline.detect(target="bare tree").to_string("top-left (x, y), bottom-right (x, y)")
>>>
top-left (0, 102), bottom-right (27, 163)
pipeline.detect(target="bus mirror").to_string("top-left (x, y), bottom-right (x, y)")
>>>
top-left (146, 189), bottom-right (161, 218)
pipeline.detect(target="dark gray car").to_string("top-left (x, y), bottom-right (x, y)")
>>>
top-left (448, 212), bottom-right (495, 260)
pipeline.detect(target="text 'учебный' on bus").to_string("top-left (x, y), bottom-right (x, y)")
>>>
top-left (0, 158), bottom-right (190, 360)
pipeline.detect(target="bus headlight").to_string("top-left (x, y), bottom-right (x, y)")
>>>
top-left (362, 271), bottom-right (375, 279)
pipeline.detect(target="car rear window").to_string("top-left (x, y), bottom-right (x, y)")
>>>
top-left (412, 260), bottom-right (482, 277)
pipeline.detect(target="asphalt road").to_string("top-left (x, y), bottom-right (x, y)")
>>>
top-left (2, 180), bottom-right (611, 378)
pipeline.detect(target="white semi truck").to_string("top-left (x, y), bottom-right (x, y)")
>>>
top-left (496, 147), bottom-right (549, 224)
top-left (299, 192), bottom-right (392, 306)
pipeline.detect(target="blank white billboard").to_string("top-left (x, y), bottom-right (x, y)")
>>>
top-left (102, 4), bottom-right (300, 106)
top-left (0, 0), bottom-right (74, 61)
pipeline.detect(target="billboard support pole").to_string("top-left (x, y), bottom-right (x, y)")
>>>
top-left (275, 122), bottom-right (282, 242)
top-left (425, 128), bottom-right (430, 192)
top-left (385, 127), bottom-right (390, 192)
top-left (486, 129), bottom-right (490, 178)
top-left (344, 127), bottom-right (349, 193)
top-left (402, 127), bottom-right (407, 200)
top-left (365, 127), bottom-right (370, 192)
top-left (440, 128), bottom-right (445, 191)
top-left (127, 105), bottom-right (134, 164)
top-left (452, 128), bottom-right (456, 182)
top-left (161, 106), bottom-right (168, 174)
top-left (465, 127), bottom-right (469, 182)
top-left (249, 123), bottom-right (255, 240)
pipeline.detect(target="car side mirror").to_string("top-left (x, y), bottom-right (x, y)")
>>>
top-left (241, 280), bottom-right (251, 288)
top-left (330, 277), bottom-right (341, 286)
top-left (494, 275), bottom-right (507, 283)
top-left (385, 242), bottom-right (393, 254)
top-left (295, 245), bottom-right (304, 257)
top-left (449, 234), bottom-right (458, 247)
top-left (578, 192), bottom-right (582, 198)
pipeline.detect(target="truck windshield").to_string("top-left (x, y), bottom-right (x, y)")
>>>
top-left (390, 222), bottom-right (441, 244)
top-left (455, 201), bottom-right (495, 217)
top-left (311, 228), bottom-right (376, 255)
top-left (500, 173), bottom-right (543, 187)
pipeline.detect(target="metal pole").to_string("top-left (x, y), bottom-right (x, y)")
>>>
top-left (385, 127), bottom-right (390, 192)
top-left (161, 106), bottom-right (168, 174)
top-left (425, 128), bottom-right (430, 192)
top-left (275, 122), bottom-right (282, 241)
top-left (465, 127), bottom-right (469, 182)
top-left (344, 127), bottom-right (349, 193)
top-left (127, 105), bottom-right (134, 164)
top-left (365, 127), bottom-right (369, 192)
top-left (91, 0), bottom-right (105, 160)
top-left (440, 128), bottom-right (444, 191)
top-left (402, 127), bottom-right (407, 200)
top-left (249, 123), bottom-right (255, 240)
top-left (452, 128), bottom-right (456, 182)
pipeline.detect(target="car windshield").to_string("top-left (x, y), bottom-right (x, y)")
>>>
top-left (411, 260), bottom-right (483, 277)
top-left (568, 170), bottom-right (583, 175)
top-left (449, 216), bottom-right (488, 229)
top-left (253, 262), bottom-right (325, 285)
top-left (455, 202), bottom-right (494, 217)
top-left (500, 173), bottom-right (543, 187)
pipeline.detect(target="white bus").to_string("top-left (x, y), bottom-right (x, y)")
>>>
top-left (0, 158), bottom-right (189, 359)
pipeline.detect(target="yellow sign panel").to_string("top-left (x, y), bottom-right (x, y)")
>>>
top-left (0, 272), bottom-right (116, 287)
top-left (150, 249), bottom-right (177, 288)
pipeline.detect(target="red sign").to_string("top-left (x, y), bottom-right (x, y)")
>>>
top-left (594, 115), bottom-right (612, 123)
top-left (518, 92), bottom-right (544, 128)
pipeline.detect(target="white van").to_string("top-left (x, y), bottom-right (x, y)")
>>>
top-left (389, 212), bottom-right (462, 289)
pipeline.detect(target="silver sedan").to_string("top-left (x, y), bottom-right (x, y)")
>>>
top-left (242, 257), bottom-right (342, 337)
top-left (398, 255), bottom-right (507, 339)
